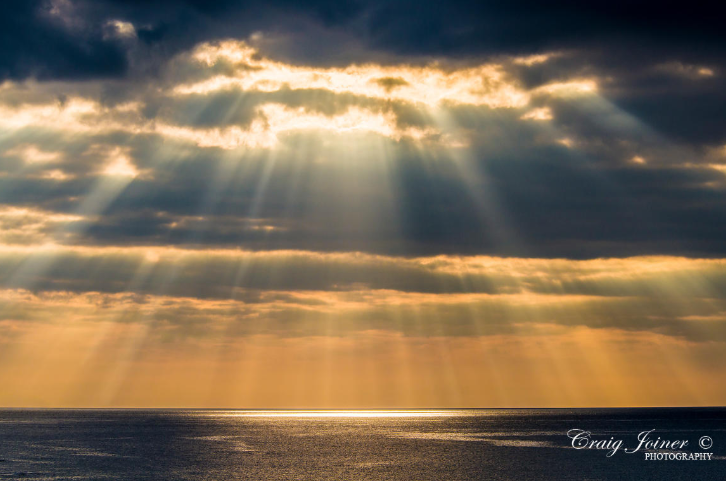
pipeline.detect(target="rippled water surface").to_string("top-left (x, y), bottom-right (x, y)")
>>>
top-left (0, 409), bottom-right (724, 480)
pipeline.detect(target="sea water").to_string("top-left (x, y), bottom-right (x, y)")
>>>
top-left (0, 408), bottom-right (724, 480)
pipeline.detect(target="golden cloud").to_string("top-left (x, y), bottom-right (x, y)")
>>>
top-left (177, 40), bottom-right (532, 109)
top-left (0, 41), bottom-right (601, 153)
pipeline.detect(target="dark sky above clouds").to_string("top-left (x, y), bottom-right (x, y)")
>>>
top-left (2, 0), bottom-right (726, 407)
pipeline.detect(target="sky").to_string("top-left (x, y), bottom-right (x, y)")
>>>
top-left (1, 0), bottom-right (726, 408)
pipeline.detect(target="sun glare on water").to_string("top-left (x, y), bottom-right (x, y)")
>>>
top-left (207, 410), bottom-right (460, 418)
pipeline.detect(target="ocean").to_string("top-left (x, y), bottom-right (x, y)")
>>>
top-left (0, 408), bottom-right (723, 480)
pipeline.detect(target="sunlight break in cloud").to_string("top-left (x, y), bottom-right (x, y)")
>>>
top-left (156, 103), bottom-right (440, 149)
top-left (0, 41), bottom-right (601, 154)
top-left (175, 40), bottom-right (533, 109)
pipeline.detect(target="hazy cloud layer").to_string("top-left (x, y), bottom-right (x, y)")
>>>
top-left (2, 247), bottom-right (726, 342)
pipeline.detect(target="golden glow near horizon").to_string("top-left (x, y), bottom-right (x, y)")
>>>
top-left (1, 244), bottom-right (726, 407)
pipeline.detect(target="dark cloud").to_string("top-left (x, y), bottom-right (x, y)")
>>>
top-left (0, 0), bottom-right (364, 81)
top-left (5, 0), bottom-right (726, 77)
top-left (0, 0), bottom-right (128, 80)
top-left (2, 246), bottom-right (726, 341)
top-left (2, 244), bottom-right (726, 299)
top-left (361, 0), bottom-right (726, 58)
